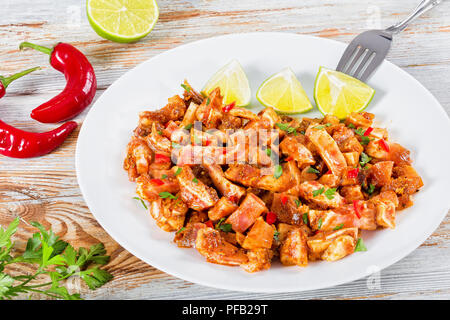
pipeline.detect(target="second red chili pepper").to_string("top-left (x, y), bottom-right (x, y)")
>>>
top-left (19, 41), bottom-right (97, 123)
top-left (0, 120), bottom-right (77, 158)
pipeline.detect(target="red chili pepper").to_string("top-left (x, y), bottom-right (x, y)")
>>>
top-left (353, 200), bottom-right (362, 219)
top-left (205, 138), bottom-right (211, 146)
top-left (205, 220), bottom-right (214, 228)
top-left (378, 139), bottom-right (390, 152)
top-left (0, 120), bottom-right (77, 158)
top-left (222, 148), bottom-right (227, 155)
top-left (347, 168), bottom-right (359, 179)
top-left (19, 42), bottom-right (97, 123)
top-left (281, 195), bottom-right (288, 205)
top-left (0, 67), bottom-right (41, 99)
top-left (363, 127), bottom-right (373, 136)
top-left (266, 212), bottom-right (277, 224)
top-left (326, 170), bottom-right (332, 175)
top-left (155, 153), bottom-right (171, 163)
top-left (150, 179), bottom-right (164, 186)
top-left (222, 101), bottom-right (236, 113)
top-left (285, 156), bottom-right (293, 162)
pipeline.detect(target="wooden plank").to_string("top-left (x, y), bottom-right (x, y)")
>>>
top-left (0, 0), bottom-right (449, 299)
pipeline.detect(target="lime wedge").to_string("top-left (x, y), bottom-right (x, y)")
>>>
top-left (203, 59), bottom-right (251, 107)
top-left (256, 68), bottom-right (313, 114)
top-left (86, 0), bottom-right (159, 43)
top-left (314, 67), bottom-right (375, 119)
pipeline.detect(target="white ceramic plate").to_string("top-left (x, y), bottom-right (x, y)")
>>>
top-left (76, 32), bottom-right (450, 293)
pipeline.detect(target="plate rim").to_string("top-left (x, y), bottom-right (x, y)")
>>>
top-left (75, 32), bottom-right (450, 293)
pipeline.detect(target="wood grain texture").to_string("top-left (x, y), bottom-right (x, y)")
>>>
top-left (0, 0), bottom-right (449, 300)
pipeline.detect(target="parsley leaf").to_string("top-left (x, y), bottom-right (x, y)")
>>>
top-left (355, 128), bottom-right (365, 136)
top-left (174, 167), bottom-right (182, 176)
top-left (318, 218), bottom-right (323, 230)
top-left (333, 223), bottom-right (344, 231)
top-left (276, 123), bottom-right (297, 134)
top-left (206, 97), bottom-right (211, 106)
top-left (184, 123), bottom-right (193, 130)
top-left (266, 148), bottom-right (272, 157)
top-left (176, 227), bottom-right (186, 235)
top-left (133, 197), bottom-right (148, 210)
top-left (0, 218), bottom-right (112, 300)
top-left (307, 167), bottom-right (320, 174)
top-left (324, 188), bottom-right (337, 200)
top-left (360, 136), bottom-right (371, 145)
top-left (274, 165), bottom-right (283, 179)
top-left (354, 238), bottom-right (368, 252)
top-left (348, 123), bottom-right (355, 129)
top-left (192, 178), bottom-right (199, 184)
top-left (159, 192), bottom-right (177, 200)
top-left (273, 231), bottom-right (280, 241)
top-left (302, 212), bottom-right (309, 225)
top-left (312, 187), bottom-right (325, 197)
top-left (161, 174), bottom-right (168, 180)
top-left (360, 152), bottom-right (372, 167)
top-left (294, 199), bottom-right (301, 207)
top-left (181, 83), bottom-right (190, 93)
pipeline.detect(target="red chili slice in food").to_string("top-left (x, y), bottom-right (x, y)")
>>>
top-left (364, 127), bottom-right (373, 136)
top-left (266, 212), bottom-right (277, 224)
top-left (326, 170), bottom-right (332, 175)
top-left (205, 220), bottom-right (214, 228)
top-left (285, 156), bottom-right (293, 162)
top-left (281, 195), bottom-right (288, 205)
top-left (353, 200), bottom-right (362, 219)
top-left (378, 139), bottom-right (390, 152)
top-left (150, 179), bottom-right (164, 186)
top-left (155, 153), bottom-right (171, 163)
top-left (222, 101), bottom-right (236, 113)
top-left (347, 168), bottom-right (359, 179)
top-left (205, 139), bottom-right (211, 146)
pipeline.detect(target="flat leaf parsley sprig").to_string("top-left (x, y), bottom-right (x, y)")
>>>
top-left (0, 217), bottom-right (112, 300)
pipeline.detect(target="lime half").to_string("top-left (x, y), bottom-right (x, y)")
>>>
top-left (256, 68), bottom-right (313, 114)
top-left (314, 67), bottom-right (375, 119)
top-left (203, 59), bottom-right (251, 107)
top-left (87, 0), bottom-right (159, 43)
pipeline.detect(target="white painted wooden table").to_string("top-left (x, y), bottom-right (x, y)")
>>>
top-left (0, 0), bottom-right (449, 300)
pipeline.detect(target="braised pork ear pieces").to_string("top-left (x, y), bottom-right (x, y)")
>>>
top-left (123, 82), bottom-right (423, 273)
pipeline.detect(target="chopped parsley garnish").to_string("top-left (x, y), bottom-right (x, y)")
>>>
top-left (294, 199), bottom-right (301, 207)
top-left (276, 123), bottom-right (297, 134)
top-left (274, 165), bottom-right (283, 179)
top-left (348, 123), bottom-right (355, 129)
top-left (273, 231), bottom-right (280, 241)
top-left (355, 128), bottom-right (365, 136)
top-left (302, 212), bottom-right (309, 225)
top-left (307, 167), bottom-right (320, 174)
top-left (313, 187), bottom-right (325, 197)
top-left (324, 188), bottom-right (337, 200)
top-left (367, 183), bottom-right (375, 194)
top-left (359, 152), bottom-right (372, 167)
top-left (174, 167), bottom-right (182, 176)
top-left (133, 197), bottom-right (148, 210)
top-left (266, 148), bottom-right (272, 157)
top-left (206, 97), bottom-right (211, 106)
top-left (317, 218), bottom-right (323, 230)
top-left (300, 130), bottom-right (305, 135)
top-left (184, 123), bottom-right (193, 130)
top-left (161, 174), bottom-right (168, 180)
top-left (360, 136), bottom-right (372, 145)
top-left (192, 178), bottom-right (199, 184)
top-left (159, 192), bottom-right (177, 200)
top-left (176, 227), bottom-right (186, 234)
top-left (157, 130), bottom-right (163, 135)
top-left (333, 223), bottom-right (344, 231)
top-left (215, 218), bottom-right (232, 233)
top-left (181, 83), bottom-right (190, 93)
top-left (354, 238), bottom-right (368, 252)
top-left (314, 123), bottom-right (332, 130)
top-left (172, 142), bottom-right (181, 149)
top-left (194, 134), bottom-right (201, 145)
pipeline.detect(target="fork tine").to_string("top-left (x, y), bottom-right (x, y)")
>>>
top-left (346, 47), bottom-right (367, 77)
top-left (354, 50), bottom-right (375, 80)
top-left (336, 43), bottom-right (358, 73)
top-left (359, 54), bottom-right (385, 82)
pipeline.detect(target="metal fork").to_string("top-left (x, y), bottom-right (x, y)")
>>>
top-left (337, 0), bottom-right (444, 82)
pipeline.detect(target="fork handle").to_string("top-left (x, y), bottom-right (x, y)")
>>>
top-left (386, 0), bottom-right (444, 34)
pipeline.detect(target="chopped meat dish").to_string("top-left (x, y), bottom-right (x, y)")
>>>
top-left (124, 82), bottom-right (423, 272)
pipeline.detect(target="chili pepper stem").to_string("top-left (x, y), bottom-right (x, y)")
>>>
top-left (0, 66), bottom-right (41, 88)
top-left (19, 41), bottom-right (53, 55)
